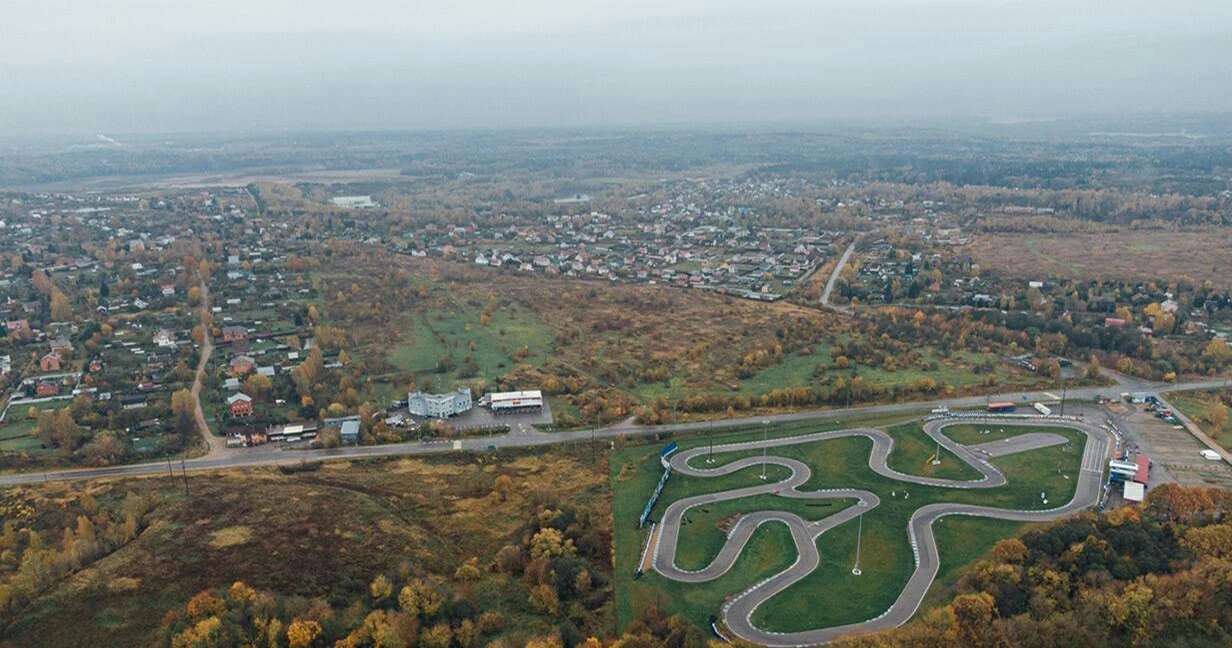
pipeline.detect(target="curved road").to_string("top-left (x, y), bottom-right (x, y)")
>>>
top-left (820, 238), bottom-right (859, 313)
top-left (191, 276), bottom-right (227, 458)
top-left (651, 417), bottom-right (1109, 646)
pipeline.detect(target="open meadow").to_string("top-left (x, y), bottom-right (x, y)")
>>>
top-left (315, 248), bottom-right (1063, 428)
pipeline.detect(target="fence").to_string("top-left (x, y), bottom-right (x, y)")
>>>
top-left (638, 442), bottom-right (678, 528)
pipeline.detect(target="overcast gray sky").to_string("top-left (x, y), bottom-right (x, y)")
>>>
top-left (2, 0), bottom-right (1230, 135)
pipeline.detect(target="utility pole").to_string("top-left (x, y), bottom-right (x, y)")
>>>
top-left (852, 511), bottom-right (864, 576)
top-left (760, 419), bottom-right (769, 480)
top-left (591, 411), bottom-right (600, 463)
top-left (708, 419), bottom-right (714, 463)
top-left (180, 453), bottom-right (190, 497)
top-left (1060, 378), bottom-right (1068, 417)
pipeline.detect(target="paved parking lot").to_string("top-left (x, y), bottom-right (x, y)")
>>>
top-left (1110, 403), bottom-right (1232, 489)
top-left (441, 401), bottom-right (554, 434)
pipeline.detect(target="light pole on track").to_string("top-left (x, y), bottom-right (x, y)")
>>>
top-left (708, 419), bottom-right (714, 463)
top-left (852, 510), bottom-right (864, 576)
top-left (760, 419), bottom-right (769, 479)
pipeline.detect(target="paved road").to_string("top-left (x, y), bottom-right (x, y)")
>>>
top-left (651, 417), bottom-right (1109, 645)
top-left (821, 238), bottom-right (859, 313)
top-left (0, 377), bottom-right (1226, 486)
top-left (969, 432), bottom-right (1068, 458)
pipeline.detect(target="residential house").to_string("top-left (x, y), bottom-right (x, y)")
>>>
top-left (5, 319), bottom-right (30, 336)
top-left (153, 329), bottom-right (176, 348)
top-left (39, 352), bottom-right (62, 372)
top-left (227, 392), bottom-right (254, 417)
top-left (229, 355), bottom-right (257, 376)
top-left (222, 326), bottom-right (248, 342)
top-left (36, 380), bottom-right (60, 397)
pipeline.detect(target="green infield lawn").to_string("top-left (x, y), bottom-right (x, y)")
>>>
top-left (612, 417), bottom-right (1088, 633)
top-left (674, 494), bottom-right (857, 571)
top-left (884, 421), bottom-right (983, 481)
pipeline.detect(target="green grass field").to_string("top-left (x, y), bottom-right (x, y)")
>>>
top-left (0, 434), bottom-right (52, 455)
top-left (0, 419), bottom-right (36, 441)
top-left (1166, 391), bottom-right (1232, 450)
top-left (389, 306), bottom-right (553, 384)
top-left (670, 491), bottom-right (855, 572)
top-left (884, 421), bottom-right (983, 481)
top-left (612, 416), bottom-right (1087, 633)
top-left (0, 419), bottom-right (52, 456)
top-left (630, 344), bottom-right (1046, 404)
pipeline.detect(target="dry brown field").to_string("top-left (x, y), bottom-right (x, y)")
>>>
top-left (968, 229), bottom-right (1232, 286)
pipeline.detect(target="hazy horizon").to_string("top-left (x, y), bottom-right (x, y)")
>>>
top-left (4, 0), bottom-right (1231, 136)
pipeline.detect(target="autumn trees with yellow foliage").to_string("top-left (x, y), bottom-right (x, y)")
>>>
top-left (832, 484), bottom-right (1232, 648)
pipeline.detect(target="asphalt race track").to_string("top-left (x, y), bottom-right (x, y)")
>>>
top-left (650, 417), bottom-right (1110, 646)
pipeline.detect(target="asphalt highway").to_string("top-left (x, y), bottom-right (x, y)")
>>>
top-left (0, 378), bottom-right (1224, 486)
top-left (651, 417), bottom-right (1110, 646)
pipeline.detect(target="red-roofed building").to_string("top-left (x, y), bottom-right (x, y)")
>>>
top-left (39, 352), bottom-right (62, 372)
top-left (227, 392), bottom-right (253, 417)
top-left (1133, 455), bottom-right (1150, 485)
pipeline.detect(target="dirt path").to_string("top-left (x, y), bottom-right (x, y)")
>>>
top-left (191, 276), bottom-right (226, 458)
top-left (821, 237), bottom-right (859, 313)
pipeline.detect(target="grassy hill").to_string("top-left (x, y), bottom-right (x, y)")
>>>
top-left (1, 446), bottom-right (612, 647)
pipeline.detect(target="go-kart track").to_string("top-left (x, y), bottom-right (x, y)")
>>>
top-left (650, 417), bottom-right (1110, 646)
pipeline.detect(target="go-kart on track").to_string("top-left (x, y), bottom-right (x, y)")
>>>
top-left (651, 417), bottom-right (1109, 646)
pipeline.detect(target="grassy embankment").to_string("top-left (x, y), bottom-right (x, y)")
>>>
top-left (1166, 391), bottom-right (1232, 451)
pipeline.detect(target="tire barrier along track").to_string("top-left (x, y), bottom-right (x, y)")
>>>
top-left (651, 419), bottom-right (1109, 646)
